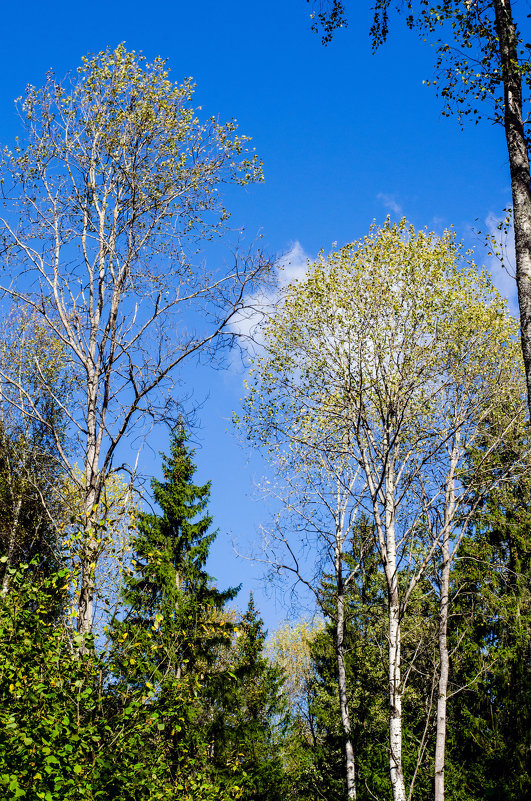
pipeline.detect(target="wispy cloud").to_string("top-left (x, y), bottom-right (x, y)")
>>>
top-left (276, 241), bottom-right (312, 287)
top-left (229, 242), bottom-right (312, 366)
top-left (484, 211), bottom-right (518, 316)
top-left (377, 192), bottom-right (403, 216)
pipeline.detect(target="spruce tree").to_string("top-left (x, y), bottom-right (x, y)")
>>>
top-left (209, 593), bottom-right (288, 801)
top-left (109, 427), bottom-right (239, 792)
top-left (446, 414), bottom-right (531, 801)
top-left (114, 426), bottom-right (238, 682)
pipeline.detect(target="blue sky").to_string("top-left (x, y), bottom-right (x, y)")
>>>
top-left (0, 0), bottom-right (521, 630)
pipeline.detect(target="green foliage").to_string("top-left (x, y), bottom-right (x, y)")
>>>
top-left (0, 429), bottom-right (61, 589)
top-left (207, 594), bottom-right (288, 801)
top-left (0, 564), bottom-right (100, 800)
top-left (243, 217), bottom-right (520, 463)
top-left (444, 415), bottom-right (531, 801)
top-left (0, 565), bottom-right (242, 800)
top-left (0, 430), bottom-right (260, 800)
top-left (109, 427), bottom-right (248, 797)
top-left (112, 426), bottom-right (238, 682)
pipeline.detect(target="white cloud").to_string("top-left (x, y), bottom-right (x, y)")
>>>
top-left (276, 241), bottom-right (312, 287)
top-left (377, 192), bottom-right (403, 216)
top-left (484, 211), bottom-right (518, 316)
top-left (228, 242), bottom-right (313, 366)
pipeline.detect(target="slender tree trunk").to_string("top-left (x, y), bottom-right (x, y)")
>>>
top-left (77, 467), bottom-right (100, 644)
top-left (78, 494), bottom-right (98, 645)
top-left (434, 433), bottom-right (459, 801)
top-left (1, 495), bottom-right (22, 596)
top-left (77, 372), bottom-right (102, 644)
top-left (388, 589), bottom-right (405, 801)
top-left (336, 546), bottom-right (357, 800)
top-left (493, 0), bottom-right (531, 418)
top-left (78, 553), bottom-right (96, 639)
top-left (434, 534), bottom-right (450, 801)
top-left (366, 439), bottom-right (406, 801)
top-left (385, 467), bottom-right (406, 801)
top-left (175, 568), bottom-right (183, 680)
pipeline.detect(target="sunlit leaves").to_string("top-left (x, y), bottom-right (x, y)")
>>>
top-left (12, 44), bottom-right (262, 250)
top-left (243, 218), bottom-right (521, 470)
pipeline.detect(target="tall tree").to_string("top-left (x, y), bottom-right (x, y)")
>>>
top-left (301, 561), bottom-right (437, 801)
top-left (308, 539), bottom-right (390, 801)
top-left (0, 45), bottom-right (268, 642)
top-left (242, 218), bottom-right (524, 801)
top-left (110, 426), bottom-right (244, 794)
top-left (306, 0), bottom-right (531, 415)
top-left (445, 409), bottom-right (531, 801)
top-left (113, 426), bottom-right (238, 685)
top-left (232, 440), bottom-right (370, 799)
top-left (1, 429), bottom-right (258, 801)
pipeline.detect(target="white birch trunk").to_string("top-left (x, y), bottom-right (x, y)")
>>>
top-left (77, 321), bottom-right (103, 644)
top-left (385, 463), bottom-right (406, 801)
top-left (434, 534), bottom-right (450, 801)
top-left (77, 479), bottom-right (99, 644)
top-left (336, 545), bottom-right (357, 800)
top-left (387, 571), bottom-right (406, 801)
top-left (434, 434), bottom-right (459, 801)
top-left (77, 422), bottom-right (101, 643)
top-left (1, 495), bottom-right (23, 596)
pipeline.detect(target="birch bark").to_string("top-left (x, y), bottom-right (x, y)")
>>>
top-left (1, 496), bottom-right (23, 596)
top-left (434, 535), bottom-right (451, 801)
top-left (335, 538), bottom-right (357, 800)
top-left (384, 460), bottom-right (406, 801)
top-left (493, 0), bottom-right (531, 418)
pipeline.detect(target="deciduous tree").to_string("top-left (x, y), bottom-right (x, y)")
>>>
top-left (0, 45), bottom-right (268, 642)
top-left (242, 218), bottom-right (523, 801)
top-left (307, 0), bottom-right (531, 416)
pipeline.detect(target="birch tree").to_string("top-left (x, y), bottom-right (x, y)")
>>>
top-left (233, 434), bottom-right (369, 799)
top-left (242, 218), bottom-right (524, 801)
top-left (307, 0), bottom-right (531, 416)
top-left (0, 45), bottom-right (268, 642)
top-left (242, 361), bottom-right (376, 801)
top-left (416, 376), bottom-right (526, 801)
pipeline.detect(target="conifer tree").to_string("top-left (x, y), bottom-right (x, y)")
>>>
top-left (113, 426), bottom-right (238, 685)
top-left (109, 427), bottom-right (240, 795)
top-left (446, 414), bottom-right (531, 801)
top-left (209, 594), bottom-right (288, 801)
